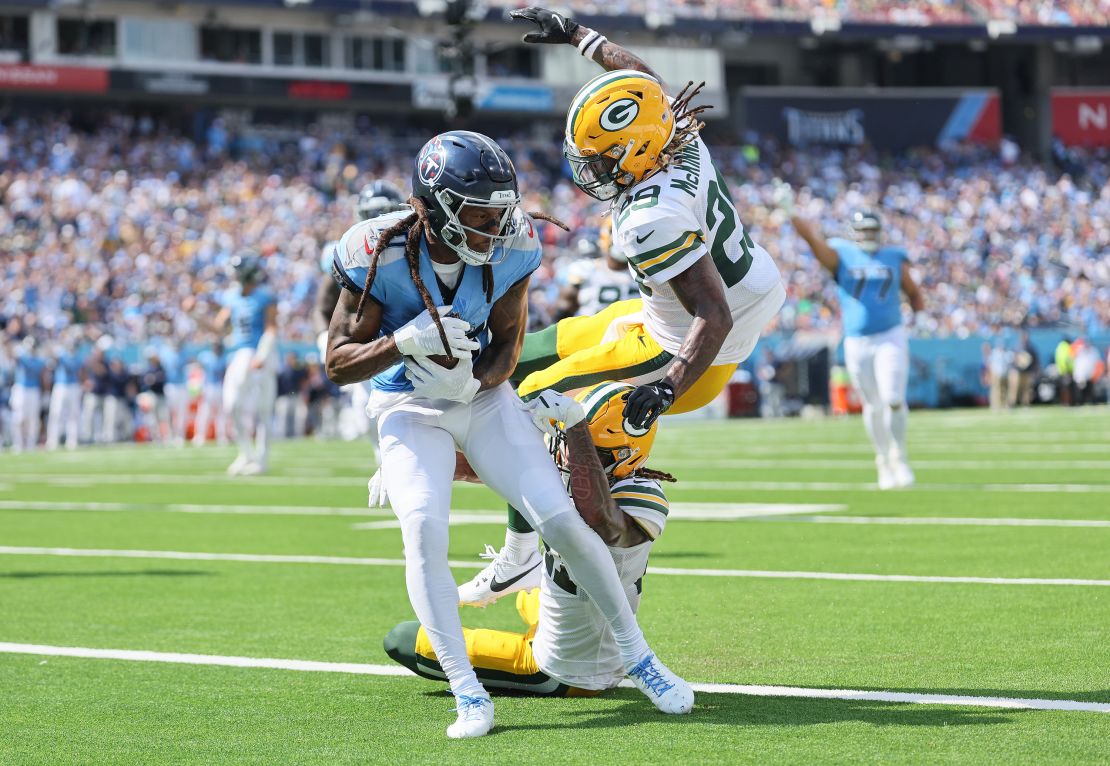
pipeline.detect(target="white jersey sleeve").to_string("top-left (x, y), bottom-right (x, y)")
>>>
top-left (609, 476), bottom-right (668, 540)
top-left (614, 189), bottom-right (708, 288)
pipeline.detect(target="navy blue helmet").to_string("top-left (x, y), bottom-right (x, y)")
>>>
top-left (850, 210), bottom-right (882, 253)
top-left (411, 131), bottom-right (521, 266)
top-left (357, 180), bottom-right (407, 221)
top-left (230, 249), bottom-right (264, 285)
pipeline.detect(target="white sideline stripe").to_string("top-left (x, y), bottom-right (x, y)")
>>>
top-left (783, 515), bottom-right (1110, 529)
top-left (2, 546), bottom-right (1109, 587)
top-left (659, 458), bottom-right (1110, 470)
top-left (350, 503), bottom-right (850, 529)
top-left (4, 473), bottom-right (1110, 494)
top-left (0, 500), bottom-right (398, 518)
top-left (2, 642), bottom-right (1106, 714)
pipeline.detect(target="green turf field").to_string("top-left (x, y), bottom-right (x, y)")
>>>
top-left (2, 407), bottom-right (1109, 764)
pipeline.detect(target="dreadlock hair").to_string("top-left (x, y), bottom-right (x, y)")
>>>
top-left (354, 196), bottom-right (569, 357)
top-left (634, 467), bottom-right (677, 484)
top-left (657, 80), bottom-right (713, 172)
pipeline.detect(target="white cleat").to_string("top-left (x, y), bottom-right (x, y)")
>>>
top-left (627, 653), bottom-right (695, 715)
top-left (876, 456), bottom-right (897, 490)
top-left (457, 544), bottom-right (542, 608)
top-left (239, 461), bottom-right (268, 476)
top-left (446, 694), bottom-right (494, 739)
top-left (890, 458), bottom-right (915, 489)
top-left (226, 454), bottom-right (250, 476)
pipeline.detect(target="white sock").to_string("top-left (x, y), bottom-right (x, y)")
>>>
top-left (886, 404), bottom-right (908, 463)
top-left (503, 529), bottom-right (538, 564)
top-left (862, 403), bottom-right (891, 460)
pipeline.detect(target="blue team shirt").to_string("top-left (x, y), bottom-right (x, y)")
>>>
top-left (830, 238), bottom-right (906, 337)
top-left (160, 347), bottom-right (189, 386)
top-left (223, 285), bottom-right (276, 352)
top-left (15, 354), bottom-right (47, 389)
top-left (197, 349), bottom-right (227, 385)
top-left (333, 210), bottom-right (543, 393)
top-left (53, 352), bottom-right (84, 386)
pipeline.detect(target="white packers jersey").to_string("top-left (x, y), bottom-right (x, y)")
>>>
top-left (531, 476), bottom-right (668, 691)
top-left (611, 136), bottom-right (784, 365)
top-left (565, 258), bottom-right (638, 317)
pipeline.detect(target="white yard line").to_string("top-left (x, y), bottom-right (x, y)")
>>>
top-left (1, 642), bottom-right (1105, 714)
top-left (778, 516), bottom-right (1110, 528)
top-left (2, 473), bottom-right (1110, 493)
top-left (0, 500), bottom-right (397, 518)
top-left (2, 546), bottom-right (1108, 587)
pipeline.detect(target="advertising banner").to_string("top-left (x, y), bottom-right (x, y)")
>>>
top-left (1052, 90), bottom-right (1110, 147)
top-left (743, 88), bottom-right (1000, 151)
top-left (0, 64), bottom-right (109, 93)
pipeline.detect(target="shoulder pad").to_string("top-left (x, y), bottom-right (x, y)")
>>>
top-left (617, 205), bottom-right (706, 281)
top-left (334, 215), bottom-right (409, 293)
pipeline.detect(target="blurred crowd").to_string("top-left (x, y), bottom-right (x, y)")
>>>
top-left (1, 110), bottom-right (1108, 447)
top-left (486, 0), bottom-right (1110, 25)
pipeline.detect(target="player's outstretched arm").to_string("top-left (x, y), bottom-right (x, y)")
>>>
top-left (474, 275), bottom-right (530, 392)
top-left (789, 216), bottom-right (839, 276)
top-left (326, 288), bottom-right (401, 385)
top-left (624, 257), bottom-right (732, 430)
top-left (510, 7), bottom-right (660, 81)
top-left (901, 267), bottom-right (925, 313)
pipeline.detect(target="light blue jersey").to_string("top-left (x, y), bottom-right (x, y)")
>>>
top-left (161, 347), bottom-right (188, 386)
top-left (15, 354), bottom-right (47, 389)
top-left (223, 285), bottom-right (276, 353)
top-left (197, 349), bottom-right (227, 385)
top-left (53, 352), bottom-right (84, 386)
top-left (332, 210), bottom-right (543, 393)
top-left (830, 238), bottom-right (906, 338)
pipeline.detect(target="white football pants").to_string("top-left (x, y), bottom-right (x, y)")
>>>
top-left (373, 383), bottom-right (651, 700)
top-left (164, 383), bottom-right (189, 444)
top-left (46, 383), bottom-right (81, 450)
top-left (10, 384), bottom-right (41, 452)
top-left (223, 348), bottom-right (277, 466)
top-left (844, 325), bottom-right (909, 463)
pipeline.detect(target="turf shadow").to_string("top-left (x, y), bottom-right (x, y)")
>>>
top-left (0, 569), bottom-right (212, 579)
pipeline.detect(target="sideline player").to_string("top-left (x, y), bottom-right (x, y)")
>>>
top-left (326, 130), bottom-right (692, 739)
top-left (385, 383), bottom-right (675, 698)
top-left (192, 340), bottom-right (227, 445)
top-left (787, 202), bottom-right (923, 489)
top-left (11, 336), bottom-right (47, 452)
top-left (192, 251), bottom-right (278, 474)
top-left (45, 333), bottom-right (84, 450)
top-left (557, 234), bottom-right (638, 319)
top-left (463, 6), bottom-right (786, 604)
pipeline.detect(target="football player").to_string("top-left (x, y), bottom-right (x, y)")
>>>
top-left (327, 130), bottom-right (692, 739)
top-left (464, 6), bottom-right (785, 605)
top-left (315, 181), bottom-right (408, 441)
top-left (10, 336), bottom-right (46, 452)
top-left (384, 382), bottom-right (680, 699)
top-left (192, 340), bottom-right (227, 446)
top-left (557, 233), bottom-right (638, 319)
top-left (194, 251), bottom-right (278, 475)
top-left (45, 333), bottom-right (84, 451)
top-left (786, 201), bottom-right (924, 489)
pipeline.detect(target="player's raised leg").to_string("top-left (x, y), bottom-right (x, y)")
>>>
top-left (875, 326), bottom-right (913, 487)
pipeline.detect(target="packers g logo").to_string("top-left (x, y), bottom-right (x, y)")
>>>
top-left (599, 98), bottom-right (640, 132)
top-left (621, 417), bottom-right (650, 438)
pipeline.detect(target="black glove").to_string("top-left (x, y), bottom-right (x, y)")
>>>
top-left (509, 7), bottom-right (579, 45)
top-left (623, 380), bottom-right (675, 431)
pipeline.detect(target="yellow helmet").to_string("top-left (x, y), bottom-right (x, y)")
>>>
top-left (564, 70), bottom-right (675, 201)
top-left (573, 381), bottom-right (658, 479)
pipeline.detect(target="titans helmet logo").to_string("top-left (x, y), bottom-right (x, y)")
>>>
top-left (417, 139), bottom-right (447, 186)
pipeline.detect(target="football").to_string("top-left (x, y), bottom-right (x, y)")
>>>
top-left (426, 354), bottom-right (459, 370)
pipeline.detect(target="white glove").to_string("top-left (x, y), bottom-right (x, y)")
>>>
top-left (368, 469), bottom-right (388, 508)
top-left (393, 306), bottom-right (479, 359)
top-left (523, 389), bottom-right (586, 438)
top-left (404, 356), bottom-right (480, 404)
top-left (773, 181), bottom-right (796, 217)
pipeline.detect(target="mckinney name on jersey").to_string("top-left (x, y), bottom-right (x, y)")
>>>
top-left (611, 136), bottom-right (784, 365)
top-left (332, 209), bottom-right (543, 393)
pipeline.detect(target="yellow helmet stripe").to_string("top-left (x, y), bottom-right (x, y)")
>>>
top-left (580, 381), bottom-right (630, 422)
top-left (566, 70), bottom-right (655, 141)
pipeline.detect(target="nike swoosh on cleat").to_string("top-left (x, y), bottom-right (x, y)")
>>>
top-left (489, 561), bottom-right (541, 592)
top-left (634, 230), bottom-right (655, 244)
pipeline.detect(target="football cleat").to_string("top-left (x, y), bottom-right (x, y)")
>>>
top-left (239, 460), bottom-right (268, 476)
top-left (457, 544), bottom-right (542, 608)
top-left (226, 454), bottom-right (250, 476)
top-left (890, 458), bottom-right (915, 489)
top-left (446, 694), bottom-right (494, 739)
top-left (875, 456), bottom-right (896, 491)
top-left (627, 653), bottom-right (694, 715)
